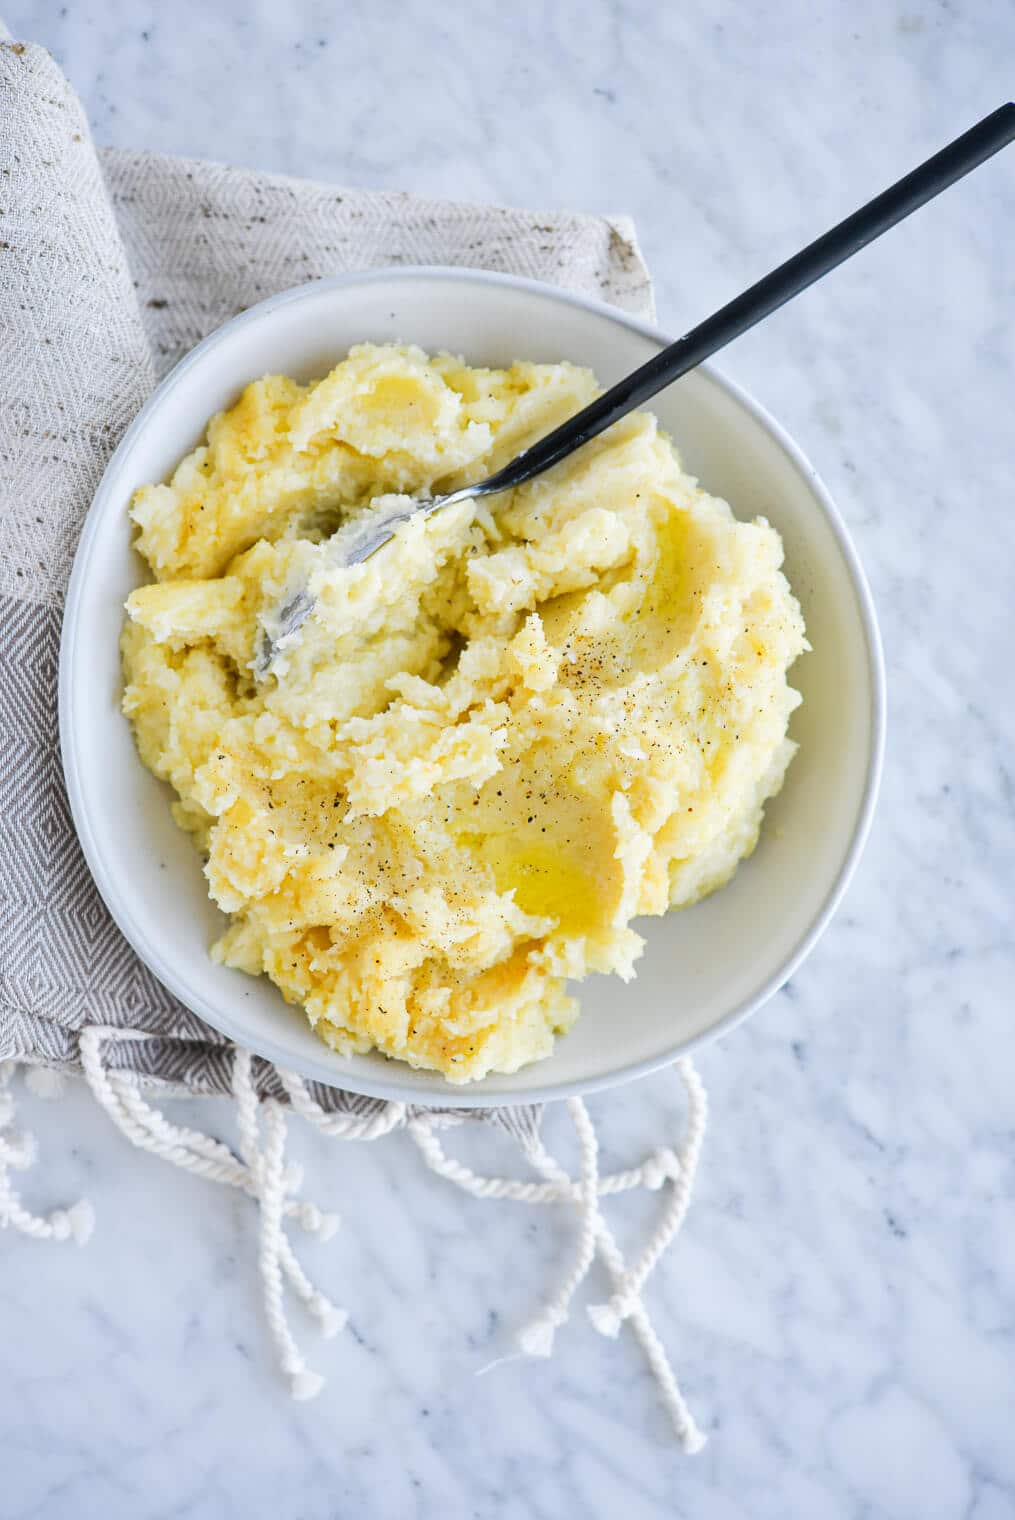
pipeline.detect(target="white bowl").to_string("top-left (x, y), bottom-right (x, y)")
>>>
top-left (60, 268), bottom-right (885, 1107)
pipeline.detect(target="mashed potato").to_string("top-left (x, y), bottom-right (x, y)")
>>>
top-left (122, 343), bottom-right (806, 1083)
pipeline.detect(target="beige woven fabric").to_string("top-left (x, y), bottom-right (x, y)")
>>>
top-left (0, 40), bottom-right (654, 1111)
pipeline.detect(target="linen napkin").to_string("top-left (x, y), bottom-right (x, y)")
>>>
top-left (0, 38), bottom-right (706, 1449)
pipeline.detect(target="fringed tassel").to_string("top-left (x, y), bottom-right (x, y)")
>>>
top-left (587, 1058), bottom-right (708, 1338)
top-left (408, 1061), bottom-right (708, 1454)
top-left (0, 1060), bottom-right (95, 1245)
top-left (515, 1097), bottom-right (602, 1356)
top-left (77, 1028), bottom-right (394, 1401)
top-left (15, 1028), bottom-right (708, 1449)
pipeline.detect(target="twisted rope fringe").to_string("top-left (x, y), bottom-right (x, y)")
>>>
top-left (5, 1030), bottom-right (708, 1449)
top-left (76, 1028), bottom-right (374, 1400)
top-left (514, 1097), bottom-right (603, 1357)
top-left (0, 1060), bottom-right (95, 1245)
top-left (409, 1060), bottom-right (707, 1453)
top-left (587, 1059), bottom-right (708, 1338)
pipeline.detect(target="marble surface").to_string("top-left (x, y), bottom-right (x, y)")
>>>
top-left (3, 1), bottom-right (1014, 1515)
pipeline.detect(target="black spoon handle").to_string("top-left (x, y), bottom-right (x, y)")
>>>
top-left (479, 102), bottom-right (1015, 498)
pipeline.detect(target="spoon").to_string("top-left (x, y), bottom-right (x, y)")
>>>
top-left (256, 103), bottom-right (1014, 678)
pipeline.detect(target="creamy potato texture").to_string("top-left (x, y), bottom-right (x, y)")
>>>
top-left (122, 343), bottom-right (806, 1082)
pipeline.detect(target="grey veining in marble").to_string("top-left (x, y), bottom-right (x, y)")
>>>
top-left (2, 1), bottom-right (1014, 1516)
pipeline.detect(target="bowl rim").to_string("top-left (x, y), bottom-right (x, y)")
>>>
top-left (59, 265), bottom-right (886, 1108)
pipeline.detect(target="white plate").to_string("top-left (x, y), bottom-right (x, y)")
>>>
top-left (59, 268), bottom-right (885, 1107)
